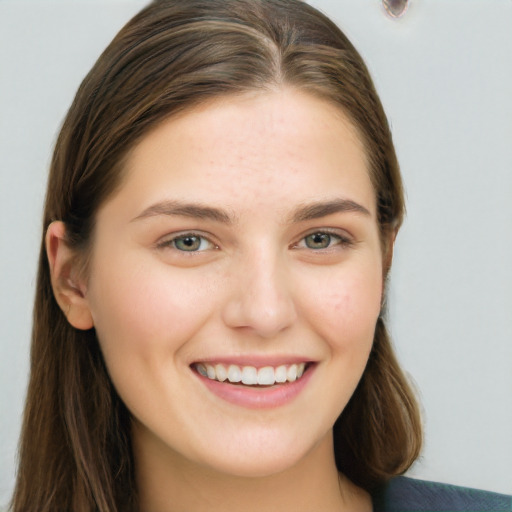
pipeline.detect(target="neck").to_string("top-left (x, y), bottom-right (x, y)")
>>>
top-left (134, 426), bottom-right (372, 512)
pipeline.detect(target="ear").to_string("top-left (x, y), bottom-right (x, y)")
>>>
top-left (46, 221), bottom-right (94, 330)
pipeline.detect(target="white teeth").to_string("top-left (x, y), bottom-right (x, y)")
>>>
top-left (206, 364), bottom-right (216, 380)
top-left (257, 366), bottom-right (275, 385)
top-left (195, 362), bottom-right (308, 386)
top-left (241, 366), bottom-right (258, 385)
top-left (227, 364), bottom-right (242, 383)
top-left (275, 365), bottom-right (287, 383)
top-left (287, 365), bottom-right (297, 382)
top-left (215, 364), bottom-right (227, 382)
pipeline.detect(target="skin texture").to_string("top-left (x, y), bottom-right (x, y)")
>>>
top-left (47, 89), bottom-right (383, 511)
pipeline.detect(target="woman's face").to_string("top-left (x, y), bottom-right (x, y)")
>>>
top-left (83, 89), bottom-right (384, 477)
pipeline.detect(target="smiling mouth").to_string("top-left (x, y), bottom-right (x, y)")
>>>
top-left (192, 362), bottom-right (311, 387)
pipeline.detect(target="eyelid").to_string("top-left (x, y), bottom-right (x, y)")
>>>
top-left (155, 230), bottom-right (218, 251)
top-left (154, 227), bottom-right (354, 252)
top-left (292, 228), bottom-right (354, 249)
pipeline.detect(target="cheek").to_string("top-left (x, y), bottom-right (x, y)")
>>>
top-left (298, 262), bottom-right (383, 352)
top-left (332, 273), bottom-right (382, 323)
top-left (86, 253), bottom-right (216, 359)
top-left (293, 261), bottom-right (383, 428)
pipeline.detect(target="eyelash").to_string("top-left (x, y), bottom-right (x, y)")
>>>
top-left (156, 229), bottom-right (353, 253)
top-left (156, 232), bottom-right (218, 253)
top-left (293, 229), bottom-right (354, 251)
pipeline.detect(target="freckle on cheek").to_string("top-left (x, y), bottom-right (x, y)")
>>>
top-left (332, 294), bottom-right (350, 313)
top-left (334, 298), bottom-right (348, 312)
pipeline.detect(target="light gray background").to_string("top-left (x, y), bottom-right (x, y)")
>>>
top-left (1, 0), bottom-right (511, 507)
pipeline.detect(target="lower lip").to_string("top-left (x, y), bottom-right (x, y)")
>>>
top-left (193, 365), bottom-right (316, 409)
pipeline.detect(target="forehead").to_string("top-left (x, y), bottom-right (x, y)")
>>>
top-left (104, 88), bottom-right (375, 221)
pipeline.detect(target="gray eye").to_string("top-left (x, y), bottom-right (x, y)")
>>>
top-left (304, 233), bottom-right (332, 249)
top-left (174, 235), bottom-right (202, 251)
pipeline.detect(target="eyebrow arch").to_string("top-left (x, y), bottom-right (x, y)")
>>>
top-left (132, 200), bottom-right (234, 224)
top-left (290, 198), bottom-right (371, 223)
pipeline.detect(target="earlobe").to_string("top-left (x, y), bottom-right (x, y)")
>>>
top-left (46, 221), bottom-right (94, 330)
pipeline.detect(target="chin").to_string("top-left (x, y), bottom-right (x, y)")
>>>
top-left (201, 449), bottom-right (308, 479)
top-left (188, 426), bottom-right (330, 479)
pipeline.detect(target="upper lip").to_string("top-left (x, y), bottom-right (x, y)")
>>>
top-left (190, 355), bottom-right (316, 368)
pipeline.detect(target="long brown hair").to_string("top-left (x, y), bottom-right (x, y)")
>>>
top-left (12, 1), bottom-right (421, 510)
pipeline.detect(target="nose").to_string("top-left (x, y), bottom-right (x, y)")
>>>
top-left (221, 249), bottom-right (298, 338)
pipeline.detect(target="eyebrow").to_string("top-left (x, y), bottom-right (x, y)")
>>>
top-left (289, 198), bottom-right (371, 223)
top-left (132, 198), bottom-right (370, 224)
top-left (132, 200), bottom-right (235, 224)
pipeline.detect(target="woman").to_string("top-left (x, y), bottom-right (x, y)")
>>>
top-left (11, 1), bottom-right (511, 511)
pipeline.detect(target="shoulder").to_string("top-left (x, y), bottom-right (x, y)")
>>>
top-left (372, 476), bottom-right (512, 512)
